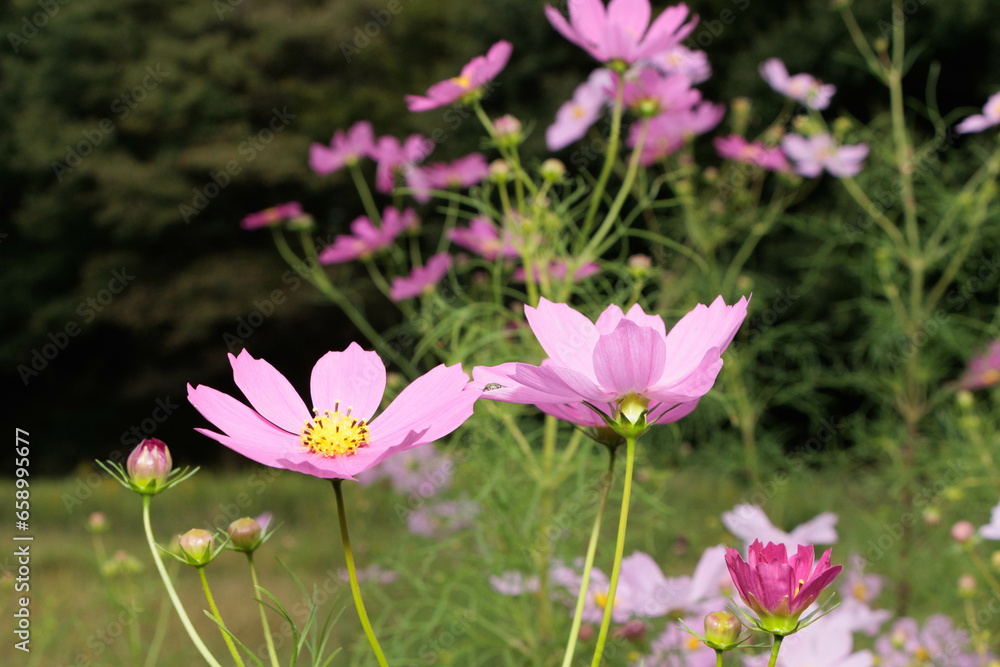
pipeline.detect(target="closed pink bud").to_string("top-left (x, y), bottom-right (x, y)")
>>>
top-left (126, 438), bottom-right (172, 492)
top-left (178, 529), bottom-right (214, 566)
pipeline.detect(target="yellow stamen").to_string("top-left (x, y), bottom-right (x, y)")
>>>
top-left (572, 105), bottom-right (585, 119)
top-left (853, 582), bottom-right (868, 601)
top-left (300, 402), bottom-right (370, 458)
top-left (686, 637), bottom-right (700, 651)
top-left (794, 578), bottom-right (805, 596)
top-left (981, 368), bottom-right (1000, 385)
top-left (451, 75), bottom-right (471, 89)
top-left (593, 591), bottom-right (609, 610)
top-left (915, 645), bottom-right (930, 661)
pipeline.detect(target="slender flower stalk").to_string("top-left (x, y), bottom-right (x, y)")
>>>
top-left (198, 567), bottom-right (246, 667)
top-left (577, 75), bottom-right (626, 251)
top-left (141, 496), bottom-right (223, 667)
top-left (590, 435), bottom-right (636, 667)
top-left (767, 634), bottom-right (784, 667)
top-left (247, 554), bottom-right (280, 667)
top-left (333, 479), bottom-right (389, 667)
top-left (560, 448), bottom-right (616, 667)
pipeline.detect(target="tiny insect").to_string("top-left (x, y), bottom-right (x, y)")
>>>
top-left (483, 383), bottom-right (505, 391)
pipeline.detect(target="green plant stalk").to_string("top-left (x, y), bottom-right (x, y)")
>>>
top-left (535, 415), bottom-right (559, 640)
top-left (560, 448), bottom-right (616, 667)
top-left (144, 588), bottom-right (173, 667)
top-left (715, 649), bottom-right (724, 667)
top-left (141, 496), bottom-right (223, 667)
top-left (247, 554), bottom-right (281, 667)
top-left (767, 635), bottom-right (784, 667)
top-left (577, 76), bottom-right (626, 249)
top-left (199, 567), bottom-right (246, 667)
top-left (332, 479), bottom-right (389, 667)
top-left (590, 435), bottom-right (637, 667)
top-left (349, 162), bottom-right (383, 227)
top-left (839, 6), bottom-right (888, 83)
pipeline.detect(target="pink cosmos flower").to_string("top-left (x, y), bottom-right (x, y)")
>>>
top-left (474, 296), bottom-right (747, 428)
top-left (240, 202), bottom-right (305, 230)
top-left (318, 207), bottom-right (418, 264)
top-left (629, 101), bottom-right (725, 165)
top-left (545, 0), bottom-right (698, 65)
top-left (372, 134), bottom-right (434, 193)
top-left (752, 611), bottom-right (873, 667)
top-left (714, 135), bottom-right (791, 172)
top-left (875, 615), bottom-right (983, 667)
top-left (759, 58), bottom-right (836, 111)
top-left (186, 344), bottom-right (477, 480)
top-left (721, 503), bottom-right (838, 551)
top-left (407, 153), bottom-right (490, 203)
top-left (781, 133), bottom-right (869, 178)
top-left (309, 121), bottom-right (375, 175)
top-left (954, 340), bottom-right (1000, 390)
top-left (644, 622), bottom-right (717, 667)
top-left (337, 564), bottom-right (397, 585)
top-left (547, 68), bottom-right (614, 151)
top-left (956, 91), bottom-right (1000, 134)
top-left (619, 70), bottom-right (701, 117)
top-left (407, 498), bottom-right (480, 537)
top-left (979, 496), bottom-right (1000, 539)
top-left (355, 445), bottom-right (453, 496)
top-left (724, 540), bottom-right (842, 635)
top-left (490, 571), bottom-right (540, 596)
top-left (448, 217), bottom-right (520, 261)
top-left (649, 45), bottom-right (711, 84)
top-left (390, 252), bottom-right (452, 301)
top-left (405, 40), bottom-right (512, 112)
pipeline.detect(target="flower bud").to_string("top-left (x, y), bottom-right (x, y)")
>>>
top-left (127, 438), bottom-right (172, 493)
top-left (578, 623), bottom-right (595, 641)
top-left (489, 159), bottom-right (512, 182)
top-left (539, 158), bottom-right (566, 182)
top-left (286, 213), bottom-right (316, 232)
top-left (704, 611), bottom-right (742, 649)
top-left (951, 520), bottom-right (975, 544)
top-left (959, 574), bottom-right (977, 597)
top-left (178, 529), bottom-right (215, 567)
top-left (228, 517), bottom-right (263, 553)
top-left (991, 550), bottom-right (1000, 570)
top-left (87, 512), bottom-right (108, 534)
top-left (612, 619), bottom-right (645, 641)
top-left (494, 115), bottom-right (522, 143)
top-left (922, 506), bottom-right (941, 526)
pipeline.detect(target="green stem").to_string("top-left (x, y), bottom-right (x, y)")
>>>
top-left (247, 554), bottom-right (281, 667)
top-left (144, 588), bottom-right (173, 667)
top-left (767, 634), bottom-right (784, 667)
top-left (199, 567), bottom-right (246, 667)
top-left (561, 448), bottom-right (616, 667)
top-left (577, 76), bottom-right (626, 250)
top-left (141, 496), bottom-right (223, 667)
top-left (590, 436), bottom-right (636, 667)
top-left (716, 649), bottom-right (724, 667)
top-left (350, 162), bottom-right (382, 227)
top-left (839, 6), bottom-right (888, 82)
top-left (332, 480), bottom-right (389, 667)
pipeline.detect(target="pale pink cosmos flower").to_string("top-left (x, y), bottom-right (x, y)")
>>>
top-left (240, 202), bottom-right (304, 230)
top-left (721, 503), bottom-right (838, 551)
top-left (781, 133), bottom-right (869, 178)
top-left (187, 344), bottom-right (477, 480)
top-left (745, 611), bottom-right (873, 667)
top-left (547, 68), bottom-right (614, 151)
top-left (630, 101), bottom-right (725, 165)
top-left (759, 58), bottom-right (836, 111)
top-left (337, 564), bottom-right (397, 585)
top-left (714, 135), bottom-right (791, 172)
top-left (875, 615), bottom-right (983, 667)
top-left (490, 571), bottom-right (540, 596)
top-left (979, 496), bottom-right (1000, 539)
top-left (613, 546), bottom-right (729, 619)
top-left (956, 91), bottom-right (1000, 134)
top-left (309, 121), bottom-right (375, 175)
top-left (407, 153), bottom-right (490, 203)
top-left (474, 296), bottom-right (747, 426)
top-left (355, 445), bottom-right (453, 496)
top-left (390, 252), bottom-right (452, 301)
top-left (618, 70), bottom-right (701, 116)
top-left (448, 217), bottom-right (520, 261)
top-left (405, 40), bottom-right (512, 112)
top-left (372, 134), bottom-right (434, 193)
top-left (648, 45), bottom-right (711, 84)
top-left (642, 621), bottom-right (717, 666)
top-left (545, 0), bottom-right (698, 65)
top-left (954, 340), bottom-right (1000, 390)
top-left (318, 207), bottom-right (418, 264)
top-left (407, 498), bottom-right (480, 537)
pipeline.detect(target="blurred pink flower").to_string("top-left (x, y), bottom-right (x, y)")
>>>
top-left (474, 296), bottom-right (747, 426)
top-left (448, 217), bottom-right (520, 261)
top-left (724, 540), bottom-right (842, 635)
top-left (309, 121), bottom-right (375, 175)
top-left (619, 70), bottom-right (701, 116)
top-left (954, 340), bottom-right (1000, 390)
top-left (721, 503), bottom-right (838, 550)
top-left (405, 41), bottom-right (512, 112)
top-left (956, 91), bottom-right (1000, 134)
top-left (757, 611), bottom-right (873, 667)
top-left (781, 133), bottom-right (868, 178)
top-left (187, 344), bottom-right (477, 480)
top-left (372, 134), bottom-right (434, 193)
top-left (875, 615), bottom-right (983, 667)
top-left (545, 0), bottom-right (698, 65)
top-left (337, 564), bottom-right (397, 585)
top-left (759, 58), bottom-right (836, 110)
top-left (714, 135), bottom-right (791, 172)
top-left (643, 621), bottom-right (717, 667)
top-left (490, 571), bottom-right (541, 596)
top-left (407, 498), bottom-right (480, 537)
top-left (407, 154), bottom-right (490, 203)
top-left (979, 496), bottom-right (1000, 540)
top-left (390, 252), bottom-right (452, 301)
top-left (630, 101), bottom-right (725, 165)
top-left (319, 207), bottom-right (418, 264)
top-left (355, 445), bottom-right (453, 496)
top-left (649, 45), bottom-right (711, 84)
top-left (241, 202), bottom-right (305, 230)
top-left (547, 68), bottom-right (614, 151)
top-left (512, 260), bottom-right (601, 284)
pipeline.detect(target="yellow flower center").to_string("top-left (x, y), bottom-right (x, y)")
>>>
top-left (593, 591), bottom-right (609, 610)
top-left (451, 75), bottom-right (471, 89)
top-left (794, 578), bottom-right (805, 596)
top-left (981, 368), bottom-right (1000, 385)
top-left (915, 645), bottom-right (930, 661)
top-left (572, 105), bottom-right (585, 119)
top-left (686, 637), bottom-right (701, 651)
top-left (853, 582), bottom-right (868, 601)
top-left (300, 403), bottom-right (370, 458)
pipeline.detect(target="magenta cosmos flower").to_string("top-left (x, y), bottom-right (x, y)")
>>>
top-left (956, 91), bottom-right (1000, 134)
top-left (724, 540), bottom-right (842, 635)
top-left (187, 344), bottom-right (477, 480)
top-left (714, 135), bottom-right (791, 172)
top-left (448, 217), bottom-right (520, 261)
top-left (619, 69), bottom-right (702, 117)
top-left (390, 252), bottom-right (452, 301)
top-left (371, 134), bottom-right (434, 193)
top-left (241, 202), bottom-right (305, 230)
top-left (474, 296), bottom-right (747, 430)
top-left (547, 68), bottom-right (614, 151)
top-left (407, 153), bottom-right (490, 203)
top-left (782, 133), bottom-right (869, 178)
top-left (405, 40), bottom-right (512, 112)
top-left (954, 340), bottom-right (1000, 390)
top-left (759, 58), bottom-right (836, 111)
top-left (629, 101), bottom-right (725, 165)
top-left (545, 0), bottom-right (698, 65)
top-left (319, 207), bottom-right (418, 265)
top-left (309, 121), bottom-right (375, 175)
